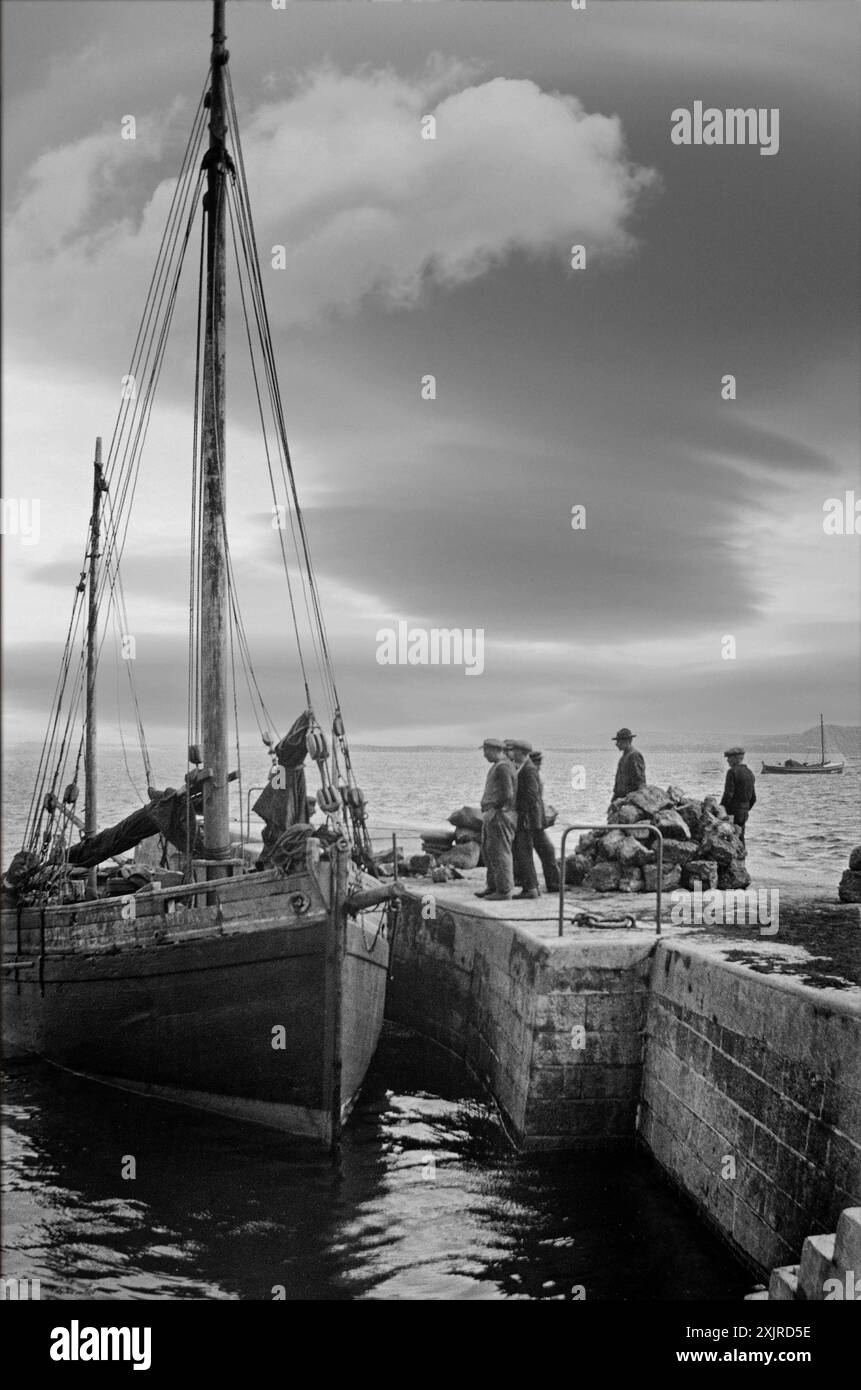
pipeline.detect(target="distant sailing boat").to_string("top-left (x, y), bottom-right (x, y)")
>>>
top-left (2, 1), bottom-right (399, 1149)
top-left (761, 714), bottom-right (844, 775)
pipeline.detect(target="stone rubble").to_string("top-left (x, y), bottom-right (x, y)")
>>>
top-left (837, 844), bottom-right (861, 903)
top-left (563, 783), bottom-right (750, 894)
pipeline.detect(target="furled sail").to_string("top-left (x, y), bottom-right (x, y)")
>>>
top-left (253, 710), bottom-right (312, 867)
top-left (66, 787), bottom-right (204, 869)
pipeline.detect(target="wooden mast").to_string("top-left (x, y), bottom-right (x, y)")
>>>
top-left (85, 436), bottom-right (106, 892)
top-left (200, 0), bottom-right (230, 861)
top-left (820, 712), bottom-right (825, 766)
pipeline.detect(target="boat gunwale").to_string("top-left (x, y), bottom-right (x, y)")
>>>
top-left (7, 909), bottom-right (331, 958)
top-left (1, 862), bottom-right (320, 927)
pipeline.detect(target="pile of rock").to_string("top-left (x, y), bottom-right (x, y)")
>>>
top-left (563, 784), bottom-right (750, 894)
top-left (838, 846), bottom-right (861, 903)
top-left (413, 806), bottom-right (483, 875)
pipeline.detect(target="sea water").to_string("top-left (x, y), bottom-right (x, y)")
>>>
top-left (2, 1031), bottom-right (753, 1301)
top-left (4, 740), bottom-right (857, 889)
top-left (2, 740), bottom-right (857, 1300)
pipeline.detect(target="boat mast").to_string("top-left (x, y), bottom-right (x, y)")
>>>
top-left (820, 712), bottom-right (825, 765)
top-left (200, 0), bottom-right (231, 861)
top-left (85, 435), bottom-right (106, 892)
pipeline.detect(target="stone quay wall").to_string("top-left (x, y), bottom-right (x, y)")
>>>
top-left (640, 942), bottom-right (861, 1273)
top-left (387, 887), bottom-right (861, 1275)
top-left (387, 894), bottom-right (651, 1149)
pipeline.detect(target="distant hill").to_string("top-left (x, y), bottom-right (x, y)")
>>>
top-left (748, 725), bottom-right (860, 760)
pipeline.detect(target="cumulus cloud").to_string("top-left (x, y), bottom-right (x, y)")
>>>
top-left (4, 61), bottom-right (657, 362)
top-left (242, 64), bottom-right (657, 321)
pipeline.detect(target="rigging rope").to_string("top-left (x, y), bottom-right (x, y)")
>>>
top-left (19, 59), bottom-right (377, 882)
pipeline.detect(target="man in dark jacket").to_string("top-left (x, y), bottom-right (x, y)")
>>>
top-left (612, 728), bottom-right (646, 800)
top-left (530, 750), bottom-right (560, 893)
top-left (508, 739), bottom-right (543, 899)
top-left (720, 746), bottom-right (756, 844)
top-left (476, 738), bottom-right (518, 900)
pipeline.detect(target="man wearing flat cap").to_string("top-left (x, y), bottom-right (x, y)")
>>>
top-left (476, 739), bottom-right (518, 900)
top-left (507, 739), bottom-right (543, 899)
top-left (612, 728), bottom-right (646, 801)
top-left (527, 751), bottom-right (560, 893)
top-left (720, 747), bottom-right (756, 844)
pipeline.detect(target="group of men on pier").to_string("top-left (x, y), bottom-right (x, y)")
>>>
top-left (475, 738), bottom-right (558, 901)
top-left (476, 729), bottom-right (756, 901)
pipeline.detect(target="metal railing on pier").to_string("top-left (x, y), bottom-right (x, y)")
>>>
top-left (557, 823), bottom-right (665, 937)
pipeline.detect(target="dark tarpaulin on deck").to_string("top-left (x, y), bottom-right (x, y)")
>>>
top-left (146, 786), bottom-right (205, 858)
top-left (66, 787), bottom-right (203, 869)
top-left (67, 804), bottom-right (159, 868)
top-left (253, 710), bottom-right (312, 865)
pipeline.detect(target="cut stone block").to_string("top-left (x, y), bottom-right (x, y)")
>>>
top-left (799, 1232), bottom-right (836, 1300)
top-left (618, 867), bottom-right (644, 894)
top-left (682, 859), bottom-right (718, 891)
top-left (653, 808), bottom-right (692, 841)
top-left (597, 829), bottom-right (627, 861)
top-left (562, 853), bottom-right (590, 886)
top-left (718, 862), bottom-right (752, 890)
top-left (628, 785), bottom-right (672, 816)
top-left (834, 1207), bottom-right (861, 1275)
top-left (838, 869), bottom-right (861, 903)
top-left (643, 863), bottom-right (682, 893)
top-left (584, 861), bottom-right (621, 893)
top-left (699, 821), bottom-right (744, 866)
top-left (768, 1265), bottom-right (799, 1300)
top-left (677, 802), bottom-right (701, 833)
top-left (619, 836), bottom-right (655, 869)
top-left (661, 841), bottom-right (698, 867)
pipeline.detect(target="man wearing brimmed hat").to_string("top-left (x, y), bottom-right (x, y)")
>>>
top-left (720, 746), bottom-right (756, 844)
top-left (507, 739), bottom-right (543, 899)
top-left (475, 739), bottom-right (518, 900)
top-left (612, 728), bottom-right (646, 801)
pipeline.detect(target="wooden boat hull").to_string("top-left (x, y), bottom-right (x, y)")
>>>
top-left (760, 762), bottom-right (844, 774)
top-left (2, 860), bottom-right (389, 1145)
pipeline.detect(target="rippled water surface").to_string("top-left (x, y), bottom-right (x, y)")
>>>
top-left (2, 1027), bottom-right (752, 1301)
top-left (3, 741), bottom-right (852, 1300)
top-left (4, 740), bottom-right (858, 890)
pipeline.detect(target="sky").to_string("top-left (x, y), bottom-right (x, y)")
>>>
top-left (2, 0), bottom-right (859, 752)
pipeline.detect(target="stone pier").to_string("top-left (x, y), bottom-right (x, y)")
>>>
top-left (386, 879), bottom-right (861, 1274)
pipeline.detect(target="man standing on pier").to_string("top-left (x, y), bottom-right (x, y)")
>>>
top-left (611, 728), bottom-right (646, 801)
top-left (721, 746), bottom-right (756, 844)
top-left (529, 751), bottom-right (561, 894)
top-left (475, 738), bottom-right (518, 901)
top-left (508, 739), bottom-right (542, 900)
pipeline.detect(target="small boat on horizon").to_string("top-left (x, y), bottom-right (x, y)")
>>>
top-left (761, 715), bottom-right (844, 775)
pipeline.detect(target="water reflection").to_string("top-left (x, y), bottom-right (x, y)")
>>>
top-left (2, 1025), bottom-right (751, 1301)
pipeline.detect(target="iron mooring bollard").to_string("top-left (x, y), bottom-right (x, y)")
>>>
top-left (557, 823), bottom-right (664, 937)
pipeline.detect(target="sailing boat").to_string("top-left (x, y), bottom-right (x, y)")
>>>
top-left (761, 714), bottom-right (844, 775)
top-left (2, 1), bottom-right (398, 1149)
